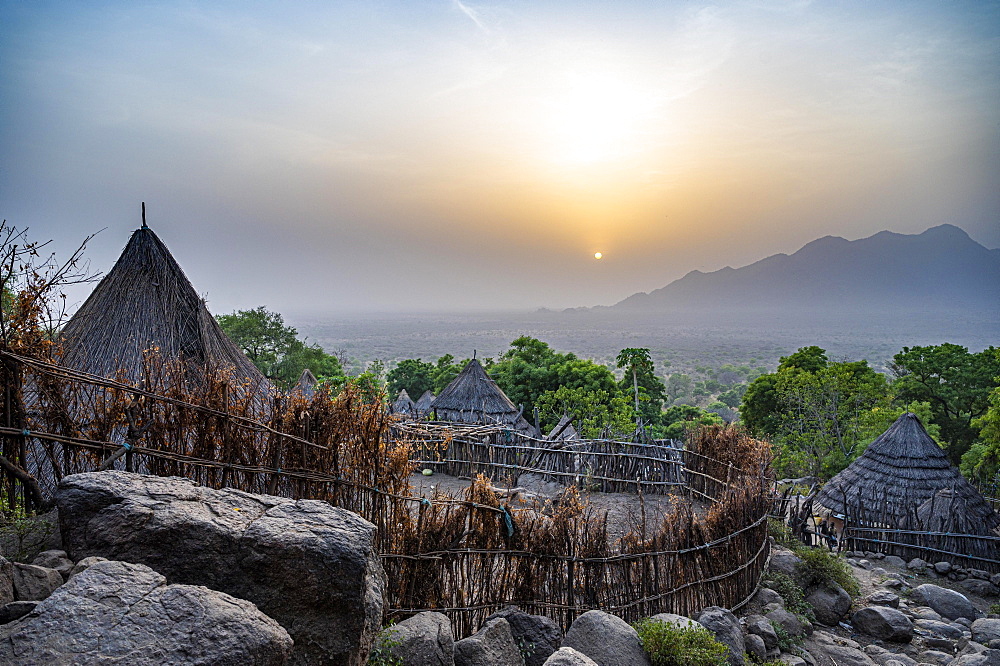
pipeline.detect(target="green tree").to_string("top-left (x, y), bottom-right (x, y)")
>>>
top-left (660, 405), bottom-right (724, 440)
top-left (616, 347), bottom-right (667, 429)
top-left (535, 386), bottom-right (635, 438)
top-left (968, 352), bottom-right (1000, 482)
top-left (387, 359), bottom-right (436, 399)
top-left (891, 344), bottom-right (1000, 464)
top-left (741, 346), bottom-right (830, 438)
top-left (431, 354), bottom-right (465, 393)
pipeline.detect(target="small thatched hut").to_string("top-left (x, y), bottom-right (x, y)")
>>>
top-left (547, 415), bottom-right (579, 441)
top-left (290, 368), bottom-right (318, 398)
top-left (391, 389), bottom-right (416, 416)
top-left (816, 412), bottom-right (1000, 533)
top-left (414, 390), bottom-right (435, 417)
top-left (59, 224), bottom-right (271, 395)
top-left (431, 358), bottom-right (532, 432)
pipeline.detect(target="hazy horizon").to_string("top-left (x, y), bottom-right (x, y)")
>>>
top-left (3, 1), bottom-right (999, 315)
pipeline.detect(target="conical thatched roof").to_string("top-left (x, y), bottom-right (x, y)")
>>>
top-left (547, 415), bottom-right (579, 441)
top-left (816, 413), bottom-right (1000, 531)
top-left (431, 358), bottom-right (532, 431)
top-left (60, 226), bottom-right (270, 392)
top-left (391, 389), bottom-right (416, 416)
top-left (415, 390), bottom-right (435, 416)
top-left (291, 368), bottom-right (318, 398)
top-left (915, 488), bottom-right (998, 535)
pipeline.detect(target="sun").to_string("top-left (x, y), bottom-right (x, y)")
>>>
top-left (594, 252), bottom-right (603, 260)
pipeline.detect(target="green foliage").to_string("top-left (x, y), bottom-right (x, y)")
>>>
top-left (770, 621), bottom-right (799, 652)
top-left (891, 343), bottom-right (1000, 465)
top-left (217, 306), bottom-right (344, 389)
top-left (431, 354), bottom-right (466, 393)
top-left (633, 619), bottom-right (730, 666)
top-left (387, 358), bottom-right (436, 399)
top-left (797, 548), bottom-right (860, 598)
top-left (971, 356), bottom-right (1000, 482)
top-left (762, 570), bottom-right (814, 621)
top-left (659, 405), bottom-right (724, 440)
top-left (0, 513), bottom-right (55, 563)
top-left (617, 347), bottom-right (668, 428)
top-left (367, 625), bottom-right (403, 666)
top-left (535, 385), bottom-right (635, 438)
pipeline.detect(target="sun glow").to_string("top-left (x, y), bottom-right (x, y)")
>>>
top-left (594, 252), bottom-right (603, 259)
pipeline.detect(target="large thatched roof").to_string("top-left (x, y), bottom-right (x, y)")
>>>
top-left (816, 413), bottom-right (1000, 532)
top-left (60, 226), bottom-right (270, 392)
top-left (432, 358), bottom-right (517, 416)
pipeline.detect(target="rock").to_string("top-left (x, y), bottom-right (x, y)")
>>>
top-left (908, 558), bottom-right (928, 570)
top-left (746, 615), bottom-right (779, 651)
top-left (454, 617), bottom-right (524, 666)
top-left (0, 600), bottom-right (37, 623)
top-left (806, 631), bottom-right (876, 665)
top-left (0, 560), bottom-right (292, 665)
top-left (806, 582), bottom-right (853, 626)
top-left (648, 612), bottom-right (700, 631)
top-left (911, 584), bottom-right (978, 621)
top-left (910, 606), bottom-right (944, 622)
top-left (884, 556), bottom-right (907, 568)
top-left (745, 634), bottom-right (768, 661)
top-left (0, 556), bottom-right (13, 605)
top-left (917, 649), bottom-right (952, 664)
top-left (697, 606), bottom-right (745, 666)
top-left (57, 470), bottom-right (385, 666)
top-left (767, 608), bottom-right (810, 637)
top-left (770, 550), bottom-right (809, 588)
top-left (562, 610), bottom-right (650, 666)
top-left (67, 556), bottom-right (108, 579)
top-left (779, 655), bottom-right (806, 666)
top-left (857, 559), bottom-right (873, 570)
top-left (970, 570), bottom-right (991, 581)
top-left (757, 587), bottom-right (784, 607)
top-left (12, 563), bottom-right (63, 601)
top-left (30, 550), bottom-right (74, 580)
top-left (973, 620), bottom-right (1000, 645)
top-left (864, 644), bottom-right (918, 666)
top-left (992, 574), bottom-right (1000, 588)
top-left (934, 561), bottom-right (953, 574)
top-left (852, 607), bottom-right (913, 642)
top-left (868, 590), bottom-right (900, 608)
top-left (543, 647), bottom-right (599, 666)
top-left (385, 611), bottom-right (455, 666)
top-left (881, 578), bottom-right (904, 589)
top-left (488, 606), bottom-right (562, 666)
top-left (963, 580), bottom-right (1000, 598)
top-left (914, 618), bottom-right (964, 640)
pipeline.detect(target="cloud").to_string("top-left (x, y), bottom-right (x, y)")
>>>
top-left (451, 0), bottom-right (490, 34)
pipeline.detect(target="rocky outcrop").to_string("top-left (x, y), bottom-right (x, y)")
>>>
top-left (543, 647), bottom-right (599, 666)
top-left (454, 617), bottom-right (524, 666)
top-left (562, 610), bottom-right (651, 666)
top-left (57, 471), bottom-right (385, 666)
top-left (851, 607), bottom-right (913, 643)
top-left (806, 582), bottom-right (853, 626)
top-left (386, 611), bottom-right (456, 666)
top-left (697, 606), bottom-right (746, 666)
top-left (911, 584), bottom-right (979, 622)
top-left (0, 560), bottom-right (292, 665)
top-left (487, 606), bottom-right (562, 666)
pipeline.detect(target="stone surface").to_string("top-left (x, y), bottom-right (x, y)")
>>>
top-left (909, 606), bottom-right (944, 622)
top-left (745, 634), bottom-right (768, 661)
top-left (907, 558), bottom-right (928, 570)
top-left (805, 631), bottom-right (877, 665)
top-left (0, 556), bottom-right (13, 605)
top-left (0, 560), bottom-right (292, 665)
top-left (57, 470), bottom-right (385, 666)
top-left (770, 550), bottom-right (809, 588)
top-left (963, 579), bottom-right (1000, 598)
top-left (12, 563), bottom-right (63, 601)
top-left (806, 582), bottom-right (853, 626)
top-left (851, 606), bottom-right (913, 643)
top-left (30, 550), bottom-right (74, 580)
top-left (779, 656), bottom-right (807, 666)
top-left (67, 555), bottom-right (108, 579)
top-left (934, 561), bottom-right (953, 574)
top-left (487, 606), bottom-right (562, 666)
top-left (911, 584), bottom-right (978, 621)
top-left (697, 606), bottom-right (745, 666)
top-left (454, 617), bottom-right (524, 666)
top-left (914, 618), bottom-right (964, 640)
top-left (768, 607), bottom-right (810, 637)
top-left (883, 556), bottom-right (907, 568)
top-left (648, 612), bottom-right (700, 631)
top-left (0, 600), bottom-right (37, 623)
top-left (916, 649), bottom-right (952, 665)
top-left (542, 647), bottom-right (599, 666)
top-left (867, 590), bottom-right (900, 608)
top-left (756, 587), bottom-right (784, 607)
top-left (746, 614), bottom-right (779, 650)
top-left (973, 620), bottom-right (1000, 645)
top-left (385, 611), bottom-right (455, 666)
top-left (562, 610), bottom-right (651, 666)
top-left (864, 644), bottom-right (918, 666)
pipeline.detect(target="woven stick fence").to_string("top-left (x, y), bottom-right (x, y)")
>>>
top-left (1, 349), bottom-right (773, 634)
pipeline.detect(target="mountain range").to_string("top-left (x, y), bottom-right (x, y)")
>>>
top-left (612, 224), bottom-right (1000, 315)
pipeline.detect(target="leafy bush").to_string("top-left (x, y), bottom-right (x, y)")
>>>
top-left (767, 518), bottom-right (800, 551)
top-left (761, 570), bottom-right (814, 621)
top-left (797, 548), bottom-right (860, 597)
top-left (367, 626), bottom-right (402, 666)
top-left (634, 619), bottom-right (730, 666)
top-left (770, 621), bottom-right (799, 652)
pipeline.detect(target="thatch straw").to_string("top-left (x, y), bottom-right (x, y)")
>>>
top-left (816, 413), bottom-right (1000, 532)
top-left (290, 368), bottom-right (318, 397)
top-left (431, 359), bottom-right (531, 431)
top-left (59, 227), bottom-right (270, 396)
top-left (414, 390), bottom-right (435, 417)
top-left (391, 389), bottom-right (416, 416)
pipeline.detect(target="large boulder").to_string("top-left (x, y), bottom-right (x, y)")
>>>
top-left (454, 617), bottom-right (524, 666)
top-left (11, 563), bottom-right (63, 601)
top-left (562, 610), bottom-right (651, 666)
top-left (973, 619), bottom-right (1000, 645)
top-left (57, 471), bottom-right (385, 666)
top-left (769, 550), bottom-right (809, 588)
top-left (0, 560), bottom-right (292, 665)
top-left (30, 550), bottom-right (74, 581)
top-left (806, 582), bottom-right (852, 626)
top-left (543, 647), bottom-right (599, 666)
top-left (386, 611), bottom-right (455, 666)
top-left (850, 607), bottom-right (913, 643)
top-left (697, 606), bottom-right (745, 666)
top-left (648, 612), bottom-right (701, 631)
top-left (487, 606), bottom-right (562, 666)
top-left (910, 584), bottom-right (978, 621)
top-left (0, 556), bottom-right (13, 605)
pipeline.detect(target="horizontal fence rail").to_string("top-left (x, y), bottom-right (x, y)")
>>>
top-left (1, 349), bottom-right (772, 634)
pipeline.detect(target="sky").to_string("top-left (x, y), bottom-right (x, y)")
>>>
top-left (2, 1), bottom-right (999, 314)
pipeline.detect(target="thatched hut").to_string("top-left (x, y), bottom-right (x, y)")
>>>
top-left (391, 389), bottom-right (416, 417)
top-left (414, 390), bottom-right (435, 417)
top-left (547, 415), bottom-right (579, 441)
top-left (59, 224), bottom-right (271, 395)
top-left (431, 358), bottom-right (532, 432)
top-left (290, 368), bottom-right (318, 398)
top-left (816, 412), bottom-right (1000, 534)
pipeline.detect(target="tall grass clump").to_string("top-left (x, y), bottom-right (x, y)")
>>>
top-left (633, 619), bottom-right (729, 666)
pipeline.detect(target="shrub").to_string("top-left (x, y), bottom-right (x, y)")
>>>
top-left (770, 621), bottom-right (799, 652)
top-left (767, 517), bottom-right (800, 551)
top-left (367, 626), bottom-right (402, 666)
top-left (634, 619), bottom-right (730, 666)
top-left (761, 570), bottom-right (814, 621)
top-left (797, 548), bottom-right (860, 597)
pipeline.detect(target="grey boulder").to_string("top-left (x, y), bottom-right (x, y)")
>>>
top-left (0, 556), bottom-right (13, 605)
top-left (746, 614), bottom-right (779, 651)
top-left (911, 584), bottom-right (978, 621)
top-left (12, 562), bottom-right (63, 601)
top-left (648, 612), bottom-right (700, 631)
top-left (57, 471), bottom-right (385, 666)
top-left (0, 560), bottom-right (292, 665)
top-left (767, 607), bottom-right (810, 637)
top-left (454, 617), bottom-right (524, 666)
top-left (973, 619), bottom-right (1000, 645)
top-left (543, 647), bottom-right (599, 666)
top-left (562, 610), bottom-right (651, 666)
top-left (487, 606), bottom-right (562, 666)
top-left (385, 611), bottom-right (455, 666)
top-left (30, 550), bottom-right (74, 580)
top-left (851, 606), bottom-right (913, 642)
top-left (806, 582), bottom-right (852, 626)
top-left (67, 556), bottom-right (108, 579)
top-left (697, 606), bottom-right (745, 666)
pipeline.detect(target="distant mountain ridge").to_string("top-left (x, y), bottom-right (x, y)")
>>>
top-left (613, 224), bottom-right (1000, 314)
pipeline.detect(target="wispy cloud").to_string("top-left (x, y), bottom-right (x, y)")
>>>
top-left (451, 0), bottom-right (490, 34)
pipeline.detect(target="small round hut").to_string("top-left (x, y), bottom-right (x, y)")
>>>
top-left (430, 358), bottom-right (533, 433)
top-left (391, 389), bottom-right (416, 417)
top-left (414, 390), bottom-right (435, 418)
top-left (290, 368), bottom-right (318, 398)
